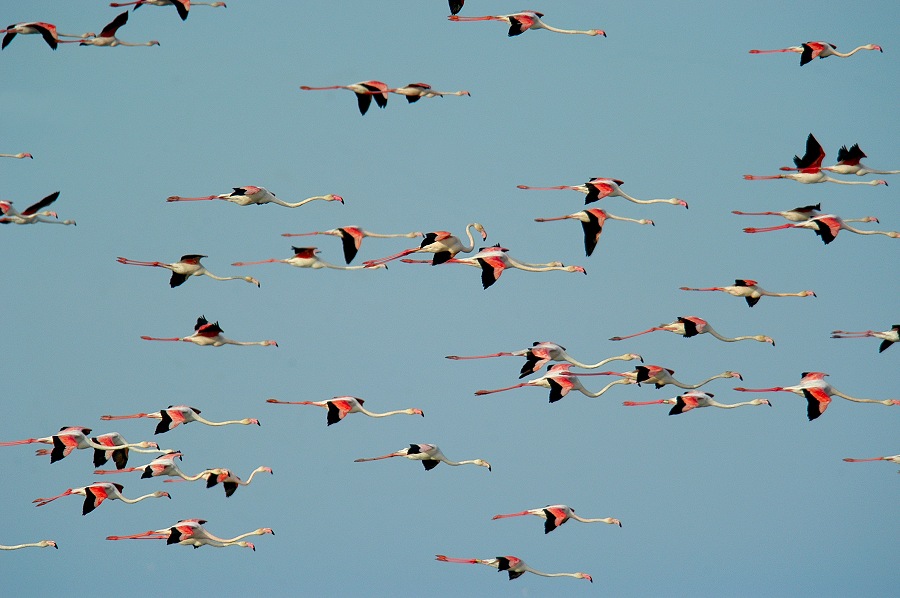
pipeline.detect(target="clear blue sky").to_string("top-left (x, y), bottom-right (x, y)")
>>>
top-left (1, 1), bottom-right (897, 596)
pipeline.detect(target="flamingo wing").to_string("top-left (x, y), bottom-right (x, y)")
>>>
top-left (83, 485), bottom-right (110, 515)
top-left (836, 144), bottom-right (866, 165)
top-left (169, 272), bottom-right (189, 288)
top-left (326, 400), bottom-right (354, 426)
top-left (476, 256), bottom-right (505, 289)
top-left (542, 507), bottom-right (568, 533)
top-left (547, 377), bottom-right (573, 403)
top-left (669, 394), bottom-right (698, 415)
top-left (338, 228), bottom-right (362, 263)
top-left (677, 316), bottom-right (702, 337)
top-left (1, 29), bottom-right (17, 50)
top-left (448, 1), bottom-right (464, 15)
top-left (584, 181), bottom-right (614, 204)
top-left (811, 218), bottom-right (839, 245)
top-left (581, 210), bottom-right (604, 256)
top-left (100, 11), bottom-right (129, 38)
top-left (802, 387), bottom-right (831, 421)
top-left (793, 133), bottom-right (826, 169)
top-left (21, 191), bottom-right (60, 216)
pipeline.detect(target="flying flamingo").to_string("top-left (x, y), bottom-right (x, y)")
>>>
top-left (0, 192), bottom-right (76, 226)
top-left (169, 466), bottom-right (272, 497)
top-left (82, 431), bottom-right (167, 469)
top-left (0, 540), bottom-right (57, 550)
top-left (611, 316), bottom-right (775, 345)
top-left (518, 178), bottom-right (688, 208)
top-left (492, 504), bottom-right (621, 534)
top-left (749, 41), bottom-right (882, 65)
top-left (384, 83), bottom-right (471, 102)
top-left (33, 482), bottom-right (170, 515)
top-left (400, 244), bottom-right (586, 289)
top-left (109, 1), bottom-right (227, 21)
top-left (820, 144), bottom-right (900, 176)
top-left (679, 279), bottom-right (816, 307)
top-left (232, 246), bottom-right (387, 271)
top-left (1, 22), bottom-right (93, 50)
top-left (141, 315), bottom-right (278, 347)
top-left (78, 11), bottom-right (159, 47)
top-left (623, 391), bottom-right (771, 415)
top-left (299, 81), bottom-right (389, 115)
top-left (363, 223), bottom-right (487, 267)
top-left (281, 226), bottom-right (423, 264)
top-left (266, 396), bottom-right (423, 426)
top-left (734, 372), bottom-right (899, 421)
top-left (743, 214), bottom-right (898, 244)
top-left (730, 203), bottom-right (874, 223)
top-left (448, 11), bottom-right (605, 37)
top-left (354, 443), bottom-right (491, 472)
top-left (831, 325), bottom-right (899, 353)
top-left (843, 454), bottom-right (900, 473)
top-left (0, 426), bottom-right (160, 464)
top-left (93, 451), bottom-right (209, 481)
top-left (474, 363), bottom-right (626, 402)
top-left (606, 365), bottom-right (743, 390)
top-left (0, 152), bottom-right (32, 159)
top-left (107, 519), bottom-right (272, 550)
top-left (101, 405), bottom-right (260, 434)
top-left (446, 341), bottom-right (642, 379)
top-left (435, 554), bottom-right (592, 583)
top-left (117, 254), bottom-right (260, 288)
top-left (167, 185), bottom-right (343, 208)
top-left (534, 208), bottom-right (654, 256)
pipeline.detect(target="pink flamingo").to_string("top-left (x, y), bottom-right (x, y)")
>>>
top-left (820, 144), bottom-right (900, 176)
top-left (0, 540), bottom-right (57, 550)
top-left (535, 208), bottom-right (654, 256)
top-left (141, 315), bottom-right (278, 347)
top-left (735, 372), bottom-right (899, 421)
top-left (109, 1), bottom-right (227, 22)
top-left (400, 244), bottom-right (586, 289)
top-left (107, 519), bottom-right (272, 550)
top-left (610, 315), bottom-right (775, 345)
top-left (743, 214), bottom-right (898, 244)
top-left (730, 203), bottom-right (874, 224)
top-left (101, 405), bottom-right (260, 434)
top-left (162, 467), bottom-right (272, 497)
top-left (266, 396), bottom-right (423, 426)
top-left (0, 426), bottom-right (158, 464)
top-left (363, 223), bottom-right (486, 267)
top-left (448, 11), bottom-right (605, 37)
top-left (474, 363), bottom-right (626, 402)
top-left (446, 341), bottom-right (642, 379)
top-left (492, 504), bottom-right (621, 534)
top-left (117, 254), bottom-right (260, 287)
top-left (831, 325), bottom-right (899, 353)
top-left (384, 82), bottom-right (471, 102)
top-left (843, 454), bottom-right (900, 473)
top-left (608, 365), bottom-right (743, 390)
top-left (33, 482), bottom-right (169, 515)
top-left (519, 177), bottom-right (687, 208)
top-left (0, 152), bottom-right (32, 159)
top-left (749, 41), bottom-right (882, 65)
top-left (680, 279), bottom-right (815, 307)
top-left (623, 390), bottom-right (771, 414)
top-left (93, 451), bottom-right (208, 480)
top-left (299, 81), bottom-right (389, 115)
top-left (232, 246), bottom-right (387, 271)
top-left (79, 11), bottom-right (159, 47)
top-left (0, 192), bottom-right (76, 226)
top-left (1, 22), bottom-right (93, 50)
top-left (354, 443), bottom-right (491, 471)
top-left (436, 554), bottom-right (592, 583)
top-left (281, 226), bottom-right (423, 264)
top-left (167, 185), bottom-right (342, 208)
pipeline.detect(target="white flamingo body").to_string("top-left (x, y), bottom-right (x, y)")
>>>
top-left (232, 246), bottom-right (387, 271)
top-left (117, 254), bottom-right (260, 287)
top-left (492, 504), bottom-right (621, 534)
top-left (680, 279), bottom-right (815, 307)
top-left (436, 554), bottom-right (592, 582)
top-left (267, 396), bottom-right (423, 426)
top-left (101, 405), bottom-right (259, 433)
top-left (33, 482), bottom-right (170, 515)
top-left (354, 443), bottom-right (491, 471)
top-left (448, 11), bottom-right (604, 37)
top-left (141, 315), bottom-right (278, 347)
top-left (446, 341), bottom-right (642, 378)
top-left (743, 214), bottom-right (898, 244)
top-left (167, 186), bottom-right (342, 208)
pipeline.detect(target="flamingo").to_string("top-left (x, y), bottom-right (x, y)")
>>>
top-left (0, 192), bottom-right (76, 226)
top-left (0, 152), bottom-right (32, 159)
top-left (843, 454), bottom-right (900, 473)
top-left (33, 482), bottom-right (170, 515)
top-left (623, 391), bottom-right (771, 415)
top-left (141, 315), bottom-right (278, 347)
top-left (743, 214), bottom-right (898, 244)
top-left (730, 203), bottom-right (875, 223)
top-left (0, 540), bottom-right (57, 550)
top-left (384, 83), bottom-right (471, 103)
top-left (607, 365), bottom-right (743, 390)
top-left (534, 208), bottom-right (654, 256)
top-left (749, 41), bottom-right (882, 65)
top-left (174, 466), bottom-right (272, 497)
top-left (101, 405), bottom-right (260, 434)
top-left (232, 246), bottom-right (387, 271)
top-left (679, 279), bottom-right (816, 307)
top-left (492, 504), bottom-right (621, 534)
top-left (474, 363), bottom-right (626, 402)
top-left (448, 11), bottom-right (605, 37)
top-left (266, 396), bottom-right (423, 426)
top-left (299, 81), bottom-right (389, 115)
top-left (518, 178), bottom-right (688, 208)
top-left (435, 554), bottom-right (592, 583)
top-left (820, 144), bottom-right (900, 176)
top-left (611, 316), bottom-right (775, 345)
top-left (93, 452), bottom-right (208, 481)
top-left (107, 519), bottom-right (272, 550)
top-left (117, 254), bottom-right (260, 288)
top-left (354, 443), bottom-right (491, 471)
top-left (1, 22), bottom-right (93, 50)
top-left (0, 426), bottom-right (160, 464)
top-left (831, 325), bottom-right (899, 353)
top-left (400, 244), bottom-right (586, 289)
top-left (446, 341), bottom-right (642, 379)
top-left (281, 226), bottom-right (423, 264)
top-left (734, 372), bottom-right (899, 421)
top-left (79, 11), bottom-right (159, 47)
top-left (167, 185), bottom-right (343, 208)
top-left (363, 223), bottom-right (487, 267)
top-left (108, 1), bottom-right (227, 22)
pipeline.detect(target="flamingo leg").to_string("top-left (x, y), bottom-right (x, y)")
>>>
top-left (474, 383), bottom-right (529, 395)
top-left (353, 453), bottom-right (405, 462)
top-left (33, 489), bottom-right (74, 507)
top-left (623, 400), bottom-right (670, 406)
top-left (166, 195), bottom-right (219, 202)
top-left (445, 352), bottom-right (516, 360)
top-left (265, 399), bottom-right (323, 406)
top-left (116, 258), bottom-right (166, 267)
top-left (609, 328), bottom-right (667, 341)
top-left (743, 224), bottom-right (793, 234)
top-left (140, 336), bottom-right (184, 342)
top-left (231, 259), bottom-right (281, 266)
top-left (100, 413), bottom-right (152, 420)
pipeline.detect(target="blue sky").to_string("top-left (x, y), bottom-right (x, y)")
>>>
top-left (1, 1), bottom-right (897, 596)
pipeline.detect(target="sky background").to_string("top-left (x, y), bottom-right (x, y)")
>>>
top-left (1, 1), bottom-right (897, 596)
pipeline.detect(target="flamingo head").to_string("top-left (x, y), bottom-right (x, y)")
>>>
top-left (155, 491), bottom-right (172, 499)
top-left (473, 222), bottom-right (487, 240)
top-left (327, 194), bottom-right (344, 204)
top-left (575, 573), bottom-right (593, 583)
top-left (410, 408), bottom-right (425, 417)
top-left (628, 353), bottom-right (644, 363)
top-left (241, 542), bottom-right (256, 551)
top-left (755, 399), bottom-right (772, 407)
top-left (41, 540), bottom-right (58, 549)
top-left (802, 291), bottom-right (816, 297)
top-left (473, 459), bottom-right (492, 472)
top-left (759, 336), bottom-right (775, 346)
top-left (17, 153), bottom-right (33, 159)
top-left (588, 29), bottom-right (606, 37)
top-left (726, 371), bottom-right (744, 381)
top-left (149, 40), bottom-right (160, 46)
top-left (862, 216), bottom-right (879, 223)
top-left (258, 467), bottom-right (274, 475)
top-left (567, 265), bottom-right (587, 275)
top-left (245, 418), bottom-right (261, 426)
top-left (866, 44), bottom-right (883, 52)
top-left (364, 263), bottom-right (388, 270)
top-left (210, 1), bottom-right (227, 6)
top-left (873, 180), bottom-right (888, 186)
top-left (672, 198), bottom-right (689, 209)
top-left (258, 527), bottom-right (275, 535)
top-left (140, 441), bottom-right (161, 450)
top-left (264, 340), bottom-right (279, 347)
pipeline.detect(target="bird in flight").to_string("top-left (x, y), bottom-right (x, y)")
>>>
top-left (448, 11), bottom-right (605, 37)
top-left (749, 41), bottom-right (882, 65)
top-left (141, 315), bottom-right (278, 347)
